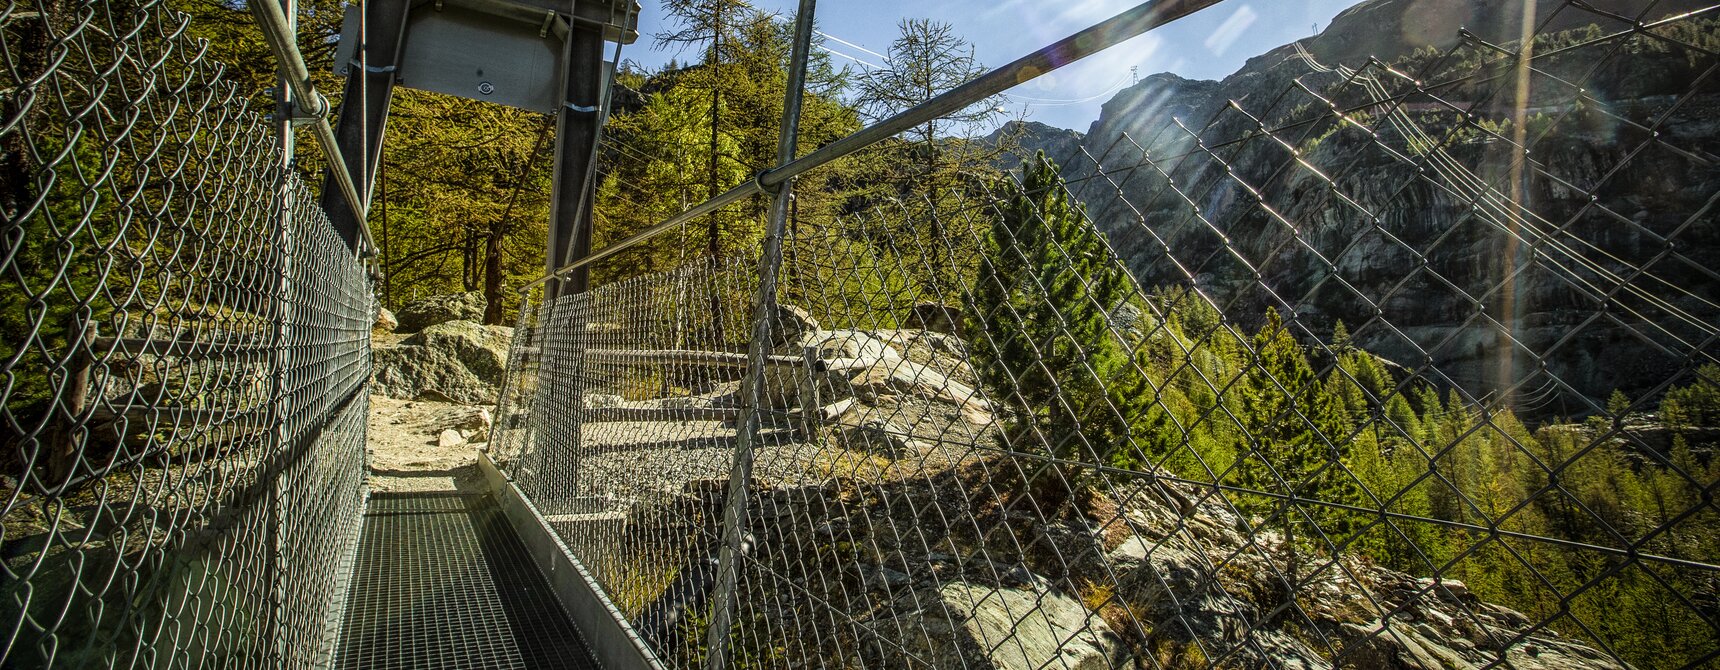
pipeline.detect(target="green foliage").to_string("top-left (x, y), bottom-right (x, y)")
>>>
top-left (1660, 364), bottom-right (1720, 429)
top-left (1231, 309), bottom-right (1363, 542)
top-left (969, 155), bottom-right (1148, 474)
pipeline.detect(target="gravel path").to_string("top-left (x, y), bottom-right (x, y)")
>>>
top-left (365, 395), bottom-right (490, 493)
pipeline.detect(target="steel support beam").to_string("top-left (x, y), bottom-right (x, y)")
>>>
top-left (322, 0), bottom-right (412, 254)
top-left (545, 22), bottom-right (606, 298)
top-left (701, 3), bottom-right (817, 670)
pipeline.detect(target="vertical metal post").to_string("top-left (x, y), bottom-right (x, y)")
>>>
top-left (322, 0), bottom-right (412, 255)
top-left (701, 2), bottom-right (815, 669)
top-left (266, 0), bottom-right (297, 661)
top-left (546, 23), bottom-right (607, 298)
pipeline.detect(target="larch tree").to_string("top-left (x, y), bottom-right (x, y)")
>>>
top-left (854, 18), bottom-right (1004, 181)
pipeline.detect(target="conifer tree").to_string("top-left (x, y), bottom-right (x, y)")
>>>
top-left (1234, 308), bottom-right (1363, 560)
top-left (969, 155), bottom-right (1154, 500)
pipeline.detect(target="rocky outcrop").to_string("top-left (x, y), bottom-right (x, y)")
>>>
top-left (983, 120), bottom-right (1085, 171)
top-left (1059, 0), bottom-right (1718, 414)
top-left (371, 320), bottom-right (513, 404)
top-left (395, 292), bottom-right (485, 333)
top-left (866, 582), bottom-right (1129, 670)
top-left (738, 458), bottom-right (1626, 670)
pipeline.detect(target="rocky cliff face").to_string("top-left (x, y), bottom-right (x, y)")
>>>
top-left (984, 120), bottom-right (1086, 169)
top-left (1060, 0), bottom-right (1718, 413)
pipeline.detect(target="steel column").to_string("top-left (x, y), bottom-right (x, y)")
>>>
top-left (700, 2), bottom-right (817, 669)
top-left (322, 0), bottom-right (413, 255)
top-left (545, 22), bottom-right (607, 298)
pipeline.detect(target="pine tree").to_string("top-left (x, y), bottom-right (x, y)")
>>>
top-left (1234, 308), bottom-right (1363, 557)
top-left (969, 154), bottom-right (1155, 500)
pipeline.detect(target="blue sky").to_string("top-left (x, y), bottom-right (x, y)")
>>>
top-left (623, 0), bottom-right (1364, 131)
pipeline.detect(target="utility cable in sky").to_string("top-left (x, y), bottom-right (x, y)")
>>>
top-left (999, 73), bottom-right (1131, 106)
top-left (815, 30), bottom-right (890, 63)
top-left (818, 44), bottom-right (882, 69)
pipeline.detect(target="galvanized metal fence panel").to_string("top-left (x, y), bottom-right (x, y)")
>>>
top-left (0, 0), bottom-right (373, 667)
top-left (495, 2), bottom-right (1720, 669)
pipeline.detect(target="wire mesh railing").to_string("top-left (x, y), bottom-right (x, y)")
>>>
top-left (494, 1), bottom-right (1720, 669)
top-left (0, 0), bottom-right (373, 667)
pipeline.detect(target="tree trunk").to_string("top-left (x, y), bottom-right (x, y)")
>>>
top-left (462, 227), bottom-right (480, 292)
top-left (704, 5), bottom-right (725, 345)
top-left (482, 218), bottom-right (507, 324)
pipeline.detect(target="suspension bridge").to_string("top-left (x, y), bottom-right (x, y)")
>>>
top-left (3, 0), bottom-right (1718, 668)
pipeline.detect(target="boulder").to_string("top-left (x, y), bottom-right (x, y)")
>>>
top-left (759, 329), bottom-right (900, 409)
top-left (396, 292), bottom-right (485, 333)
top-left (584, 394), bottom-right (626, 408)
top-left (847, 359), bottom-right (987, 412)
top-left (375, 307), bottom-right (399, 333)
top-left (455, 407), bottom-right (493, 433)
top-left (371, 320), bottom-right (513, 404)
top-left (906, 302), bottom-right (963, 335)
top-left (797, 329), bottom-right (901, 366)
top-left (1107, 302), bottom-right (1152, 338)
top-left (837, 418), bottom-right (923, 457)
top-left (768, 304), bottom-right (820, 347)
top-left (436, 429), bottom-right (465, 448)
top-left (868, 581), bottom-right (1128, 670)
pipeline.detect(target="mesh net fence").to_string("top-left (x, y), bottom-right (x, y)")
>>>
top-left (0, 0), bottom-right (373, 667)
top-left (495, 2), bottom-right (1720, 669)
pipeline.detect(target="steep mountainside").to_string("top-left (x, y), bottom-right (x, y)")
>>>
top-left (982, 120), bottom-right (1085, 169)
top-left (1061, 0), bottom-right (1718, 413)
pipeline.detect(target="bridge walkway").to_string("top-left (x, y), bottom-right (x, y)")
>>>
top-left (333, 492), bottom-right (599, 670)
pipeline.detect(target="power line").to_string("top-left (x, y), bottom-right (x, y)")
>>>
top-left (815, 30), bottom-right (889, 62)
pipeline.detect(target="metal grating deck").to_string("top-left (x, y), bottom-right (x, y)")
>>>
top-left (334, 492), bottom-right (598, 669)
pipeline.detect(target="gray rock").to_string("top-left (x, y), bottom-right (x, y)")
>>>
top-left (861, 564), bottom-right (913, 590)
top-left (846, 358), bottom-right (988, 414)
top-left (375, 307), bottom-right (399, 333)
top-left (905, 302), bottom-right (963, 335)
top-left (396, 292), bottom-right (485, 333)
top-left (837, 418), bottom-right (923, 457)
top-left (584, 394), bottom-right (626, 408)
top-left (869, 581), bottom-right (1128, 670)
top-left (454, 407), bottom-right (493, 433)
top-left (1106, 536), bottom-right (1326, 667)
top-left (798, 329), bottom-right (901, 366)
top-left (769, 304), bottom-right (820, 347)
top-left (759, 329), bottom-right (902, 409)
top-left (437, 429), bottom-right (465, 448)
top-left (371, 320), bottom-right (513, 404)
top-left (1107, 302), bottom-right (1152, 338)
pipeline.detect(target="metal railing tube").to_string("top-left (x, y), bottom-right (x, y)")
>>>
top-left (756, 0), bottom-right (1221, 189)
top-left (248, 0), bottom-right (377, 256)
top-left (530, 0), bottom-right (1222, 286)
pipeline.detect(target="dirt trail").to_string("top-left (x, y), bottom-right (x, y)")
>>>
top-left (365, 395), bottom-right (490, 493)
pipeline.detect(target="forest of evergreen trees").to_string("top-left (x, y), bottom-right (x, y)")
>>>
top-left (968, 156), bottom-right (1719, 667)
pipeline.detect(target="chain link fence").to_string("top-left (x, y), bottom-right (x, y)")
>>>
top-left (495, 2), bottom-right (1719, 669)
top-left (1, 0), bottom-right (373, 667)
